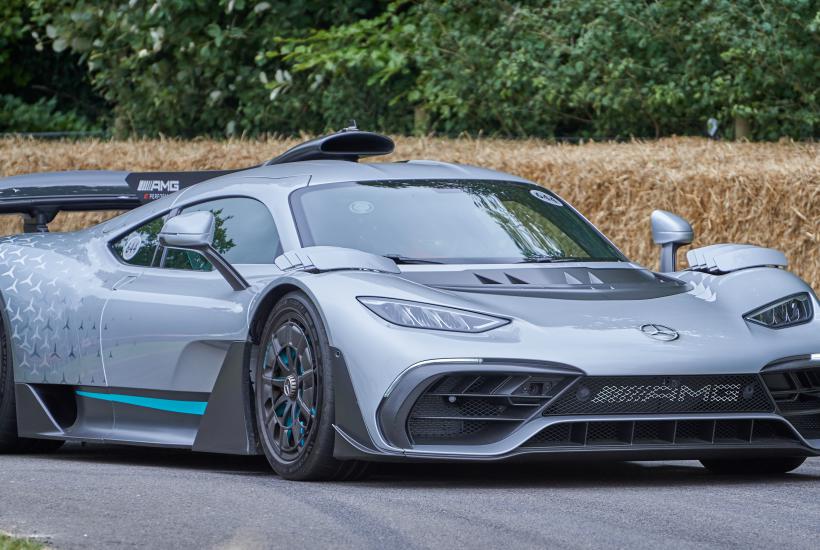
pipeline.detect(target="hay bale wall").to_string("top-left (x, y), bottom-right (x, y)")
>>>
top-left (1, 137), bottom-right (817, 286)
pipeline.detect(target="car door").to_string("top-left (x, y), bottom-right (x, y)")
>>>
top-left (100, 196), bottom-right (283, 396)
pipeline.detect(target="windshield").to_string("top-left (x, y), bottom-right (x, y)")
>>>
top-left (290, 180), bottom-right (625, 264)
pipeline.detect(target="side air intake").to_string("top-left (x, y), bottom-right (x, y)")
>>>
top-left (265, 126), bottom-right (394, 165)
top-left (761, 361), bottom-right (820, 439)
top-left (406, 373), bottom-right (576, 445)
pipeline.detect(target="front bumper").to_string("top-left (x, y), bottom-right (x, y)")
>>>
top-left (338, 358), bottom-right (820, 461)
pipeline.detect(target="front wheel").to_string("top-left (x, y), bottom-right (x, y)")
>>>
top-left (700, 456), bottom-right (806, 475)
top-left (254, 291), bottom-right (368, 481)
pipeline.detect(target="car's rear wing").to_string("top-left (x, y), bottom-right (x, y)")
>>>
top-left (0, 169), bottom-right (239, 232)
top-left (0, 127), bottom-right (396, 233)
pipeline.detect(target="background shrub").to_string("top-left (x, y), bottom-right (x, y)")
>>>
top-left (0, 94), bottom-right (98, 132)
top-left (1, 1), bottom-right (817, 139)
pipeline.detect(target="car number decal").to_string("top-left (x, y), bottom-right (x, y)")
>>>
top-left (122, 234), bottom-right (143, 260)
top-left (530, 189), bottom-right (563, 206)
top-left (349, 200), bottom-right (375, 214)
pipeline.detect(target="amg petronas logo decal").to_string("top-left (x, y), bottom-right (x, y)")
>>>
top-left (137, 179), bottom-right (180, 192)
top-left (591, 383), bottom-right (743, 404)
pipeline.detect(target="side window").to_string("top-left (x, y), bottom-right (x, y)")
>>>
top-left (163, 197), bottom-right (280, 271)
top-left (111, 215), bottom-right (166, 266)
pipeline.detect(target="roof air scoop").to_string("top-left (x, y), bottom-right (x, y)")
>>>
top-left (265, 123), bottom-right (394, 166)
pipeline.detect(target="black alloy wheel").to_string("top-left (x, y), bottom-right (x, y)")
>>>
top-left (259, 319), bottom-right (318, 460)
top-left (254, 291), bottom-right (368, 481)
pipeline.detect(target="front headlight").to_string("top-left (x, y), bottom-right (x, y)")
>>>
top-left (358, 297), bottom-right (509, 333)
top-left (744, 293), bottom-right (813, 329)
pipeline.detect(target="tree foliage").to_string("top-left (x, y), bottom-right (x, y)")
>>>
top-left (0, 0), bottom-right (100, 132)
top-left (29, 0), bottom-right (389, 136)
top-left (0, 94), bottom-right (97, 132)
top-left (272, 0), bottom-right (819, 139)
top-left (4, 0), bottom-right (818, 139)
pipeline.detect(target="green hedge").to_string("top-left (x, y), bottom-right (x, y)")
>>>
top-left (0, 94), bottom-right (98, 132)
top-left (27, 0), bottom-right (390, 136)
top-left (1, 0), bottom-right (102, 132)
top-left (5, 0), bottom-right (819, 139)
top-left (273, 0), bottom-right (819, 140)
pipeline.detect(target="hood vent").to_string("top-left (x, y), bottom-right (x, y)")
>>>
top-left (474, 273), bottom-right (501, 285)
top-left (506, 273), bottom-right (528, 285)
top-left (401, 267), bottom-right (691, 301)
top-left (471, 269), bottom-right (617, 287)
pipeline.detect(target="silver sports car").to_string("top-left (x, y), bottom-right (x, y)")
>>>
top-left (0, 128), bottom-right (817, 480)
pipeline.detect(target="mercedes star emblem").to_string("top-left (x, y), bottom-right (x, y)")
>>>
top-left (639, 323), bottom-right (679, 342)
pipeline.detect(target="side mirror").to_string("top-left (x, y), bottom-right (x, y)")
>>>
top-left (158, 211), bottom-right (215, 249)
top-left (651, 210), bottom-right (693, 272)
top-left (159, 211), bottom-right (249, 291)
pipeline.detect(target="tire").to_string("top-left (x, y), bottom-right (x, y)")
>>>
top-left (254, 291), bottom-right (368, 481)
top-left (700, 456), bottom-right (806, 475)
top-left (0, 314), bottom-right (64, 454)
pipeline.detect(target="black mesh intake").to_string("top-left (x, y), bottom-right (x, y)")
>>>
top-left (762, 365), bottom-right (820, 440)
top-left (407, 372), bottom-right (574, 445)
top-left (524, 424), bottom-right (573, 446)
top-left (632, 421), bottom-right (674, 444)
top-left (411, 395), bottom-right (506, 418)
top-left (543, 375), bottom-right (773, 416)
top-left (406, 418), bottom-right (487, 439)
top-left (523, 419), bottom-right (801, 448)
top-left (787, 415), bottom-right (820, 439)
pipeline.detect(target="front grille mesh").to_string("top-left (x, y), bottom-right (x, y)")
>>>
top-left (633, 421), bottom-right (673, 444)
top-left (406, 368), bottom-right (820, 446)
top-left (406, 418), bottom-right (487, 439)
top-left (528, 424), bottom-right (573, 446)
top-left (524, 419), bottom-right (799, 448)
top-left (586, 422), bottom-right (627, 444)
top-left (787, 415), bottom-right (820, 439)
top-left (411, 395), bottom-right (505, 418)
top-left (543, 375), bottom-right (773, 416)
top-left (675, 420), bottom-right (712, 442)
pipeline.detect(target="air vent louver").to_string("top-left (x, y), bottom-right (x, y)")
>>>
top-left (474, 274), bottom-right (501, 285)
top-left (524, 419), bottom-right (800, 448)
top-left (505, 274), bottom-right (528, 285)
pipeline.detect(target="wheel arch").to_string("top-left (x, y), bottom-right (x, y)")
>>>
top-left (0, 291), bottom-right (16, 380)
top-left (246, 277), bottom-right (379, 461)
top-left (248, 277), bottom-right (329, 345)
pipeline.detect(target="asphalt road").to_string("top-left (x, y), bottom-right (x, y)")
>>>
top-left (0, 444), bottom-right (818, 550)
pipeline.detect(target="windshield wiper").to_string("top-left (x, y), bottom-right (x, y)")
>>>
top-left (382, 254), bottom-right (444, 265)
top-left (518, 256), bottom-right (620, 264)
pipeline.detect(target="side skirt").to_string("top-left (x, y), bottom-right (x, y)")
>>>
top-left (15, 342), bottom-right (261, 454)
